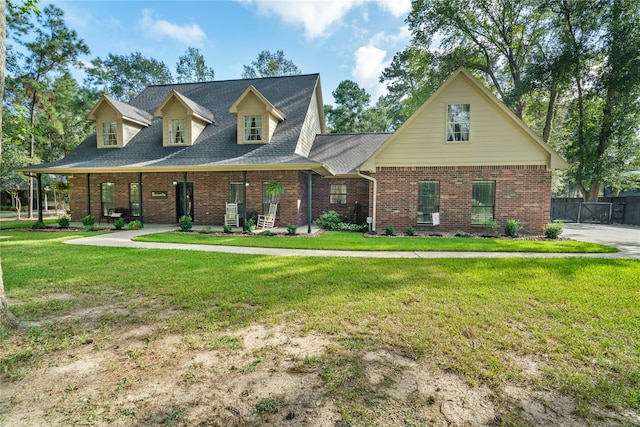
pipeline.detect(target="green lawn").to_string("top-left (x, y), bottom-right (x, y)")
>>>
top-left (135, 230), bottom-right (616, 253)
top-left (1, 230), bottom-right (638, 422)
top-left (0, 218), bottom-right (59, 229)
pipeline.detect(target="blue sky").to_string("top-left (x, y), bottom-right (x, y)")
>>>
top-left (52, 0), bottom-right (413, 105)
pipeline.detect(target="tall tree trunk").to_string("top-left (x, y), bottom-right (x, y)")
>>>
top-left (542, 88), bottom-right (557, 143)
top-left (0, 260), bottom-right (19, 329)
top-left (580, 181), bottom-right (601, 202)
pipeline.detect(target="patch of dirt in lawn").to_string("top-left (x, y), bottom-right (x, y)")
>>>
top-left (1, 317), bottom-right (638, 426)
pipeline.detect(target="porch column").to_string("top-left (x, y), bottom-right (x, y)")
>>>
top-left (307, 171), bottom-right (312, 234)
top-left (36, 173), bottom-right (43, 223)
top-left (138, 172), bottom-right (143, 227)
top-left (86, 173), bottom-right (91, 217)
top-left (242, 171), bottom-right (247, 227)
top-left (182, 172), bottom-right (188, 219)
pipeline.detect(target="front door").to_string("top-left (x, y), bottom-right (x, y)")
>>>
top-left (176, 182), bottom-right (194, 222)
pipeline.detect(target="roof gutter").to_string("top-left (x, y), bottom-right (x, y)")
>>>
top-left (357, 169), bottom-right (376, 233)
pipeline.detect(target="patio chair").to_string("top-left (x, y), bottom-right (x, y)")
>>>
top-left (224, 203), bottom-right (239, 227)
top-left (257, 203), bottom-right (278, 229)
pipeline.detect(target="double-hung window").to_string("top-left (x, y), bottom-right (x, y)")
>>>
top-left (417, 181), bottom-right (440, 224)
top-left (472, 181), bottom-right (495, 225)
top-left (244, 115), bottom-right (262, 141)
top-left (169, 119), bottom-right (186, 144)
top-left (101, 122), bottom-right (118, 146)
top-left (330, 184), bottom-right (347, 204)
top-left (446, 104), bottom-right (470, 142)
top-left (101, 182), bottom-right (115, 216)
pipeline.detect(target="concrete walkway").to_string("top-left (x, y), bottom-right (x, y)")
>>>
top-left (64, 222), bottom-right (639, 259)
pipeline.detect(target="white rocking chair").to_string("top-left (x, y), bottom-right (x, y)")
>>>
top-left (257, 203), bottom-right (278, 229)
top-left (224, 203), bottom-right (239, 227)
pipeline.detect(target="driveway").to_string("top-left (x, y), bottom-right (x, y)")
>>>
top-left (561, 223), bottom-right (640, 259)
top-left (65, 222), bottom-right (639, 259)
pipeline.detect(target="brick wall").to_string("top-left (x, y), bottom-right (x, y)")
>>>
top-left (371, 165), bottom-right (552, 234)
top-left (311, 177), bottom-right (370, 224)
top-left (69, 170), bottom-right (313, 226)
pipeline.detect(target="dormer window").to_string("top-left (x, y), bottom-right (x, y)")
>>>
top-left (169, 119), bottom-right (186, 144)
top-left (244, 115), bottom-right (263, 141)
top-left (101, 122), bottom-right (118, 146)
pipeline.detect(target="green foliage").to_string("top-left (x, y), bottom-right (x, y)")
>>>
top-left (324, 80), bottom-right (391, 133)
top-left (286, 224), bottom-right (297, 235)
top-left (85, 52), bottom-right (173, 101)
top-left (57, 216), bottom-right (70, 228)
top-left (31, 221), bottom-right (46, 229)
top-left (113, 217), bottom-right (125, 230)
top-left (178, 216), bottom-right (192, 232)
top-left (405, 226), bottom-right (417, 236)
top-left (241, 50), bottom-right (300, 78)
top-left (482, 219), bottom-right (497, 236)
top-left (314, 210), bottom-right (342, 230)
top-left (385, 224), bottom-right (396, 236)
top-left (81, 215), bottom-right (95, 226)
top-left (245, 218), bottom-right (255, 231)
top-left (265, 180), bottom-right (285, 197)
top-left (127, 220), bottom-right (142, 230)
top-left (259, 229), bottom-right (273, 236)
top-left (504, 219), bottom-right (521, 238)
top-left (544, 221), bottom-right (564, 239)
top-left (223, 225), bottom-right (233, 233)
top-left (334, 222), bottom-right (368, 232)
top-left (175, 47), bottom-right (215, 83)
top-left (254, 397), bottom-right (285, 414)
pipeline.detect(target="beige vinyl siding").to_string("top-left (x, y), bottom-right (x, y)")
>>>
top-left (369, 75), bottom-right (550, 168)
top-left (268, 115), bottom-right (279, 141)
top-left (236, 93), bottom-right (267, 145)
top-left (162, 100), bottom-right (190, 146)
top-left (97, 108), bottom-right (120, 148)
top-left (191, 117), bottom-right (207, 143)
top-left (296, 87), bottom-right (322, 156)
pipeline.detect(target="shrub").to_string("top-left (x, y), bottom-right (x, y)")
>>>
top-left (245, 218), bottom-right (255, 231)
top-left (31, 221), bottom-right (46, 229)
top-left (482, 219), bottom-right (497, 236)
top-left (223, 224), bottom-right (233, 233)
top-left (453, 230), bottom-right (467, 237)
top-left (544, 221), bottom-right (564, 239)
top-left (127, 220), bottom-right (142, 230)
top-left (385, 224), bottom-right (395, 236)
top-left (287, 224), bottom-right (297, 235)
top-left (314, 210), bottom-right (342, 230)
top-left (405, 226), bottom-right (417, 236)
top-left (57, 216), bottom-right (71, 228)
top-left (113, 217), bottom-right (125, 230)
top-left (199, 226), bottom-right (212, 234)
top-left (179, 215), bottom-right (192, 231)
top-left (504, 219), bottom-right (521, 238)
top-left (334, 222), bottom-right (368, 232)
top-left (259, 229), bottom-right (273, 236)
top-left (82, 215), bottom-right (95, 226)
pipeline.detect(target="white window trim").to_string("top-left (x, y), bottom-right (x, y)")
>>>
top-left (446, 104), bottom-right (470, 143)
top-left (169, 118), bottom-right (187, 145)
top-left (101, 121), bottom-right (118, 147)
top-left (243, 114), bottom-right (263, 142)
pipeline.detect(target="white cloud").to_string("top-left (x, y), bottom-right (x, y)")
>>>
top-left (352, 45), bottom-right (390, 99)
top-left (375, 0), bottom-right (411, 17)
top-left (352, 26), bottom-right (411, 100)
top-left (239, 0), bottom-right (364, 40)
top-left (138, 9), bottom-right (206, 46)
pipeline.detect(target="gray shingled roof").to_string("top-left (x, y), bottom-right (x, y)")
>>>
top-left (105, 95), bottom-right (153, 125)
top-left (309, 133), bottom-right (392, 175)
top-left (21, 74), bottom-right (384, 177)
top-left (23, 74), bottom-right (323, 173)
top-left (168, 91), bottom-right (215, 122)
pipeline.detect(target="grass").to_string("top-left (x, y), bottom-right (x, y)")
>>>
top-left (135, 230), bottom-right (616, 253)
top-left (0, 218), bottom-right (59, 230)
top-left (1, 230), bottom-right (638, 422)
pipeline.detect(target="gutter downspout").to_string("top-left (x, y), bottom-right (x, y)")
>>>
top-left (357, 169), bottom-right (376, 233)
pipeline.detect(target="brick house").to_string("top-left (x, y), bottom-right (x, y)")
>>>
top-left (21, 68), bottom-right (567, 233)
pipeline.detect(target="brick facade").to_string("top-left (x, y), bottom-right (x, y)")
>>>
top-left (70, 170), bottom-right (315, 226)
top-left (371, 165), bottom-right (552, 234)
top-left (311, 177), bottom-right (370, 224)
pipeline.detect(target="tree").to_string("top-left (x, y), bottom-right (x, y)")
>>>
top-left (8, 4), bottom-right (88, 218)
top-left (175, 47), bottom-right (215, 83)
top-left (546, 0), bottom-right (640, 201)
top-left (1, 0), bottom-right (41, 329)
top-left (241, 50), bottom-right (301, 78)
top-left (325, 80), bottom-right (391, 133)
top-left (85, 52), bottom-right (173, 101)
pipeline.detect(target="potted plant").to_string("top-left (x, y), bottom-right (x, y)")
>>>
top-left (266, 180), bottom-right (285, 200)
